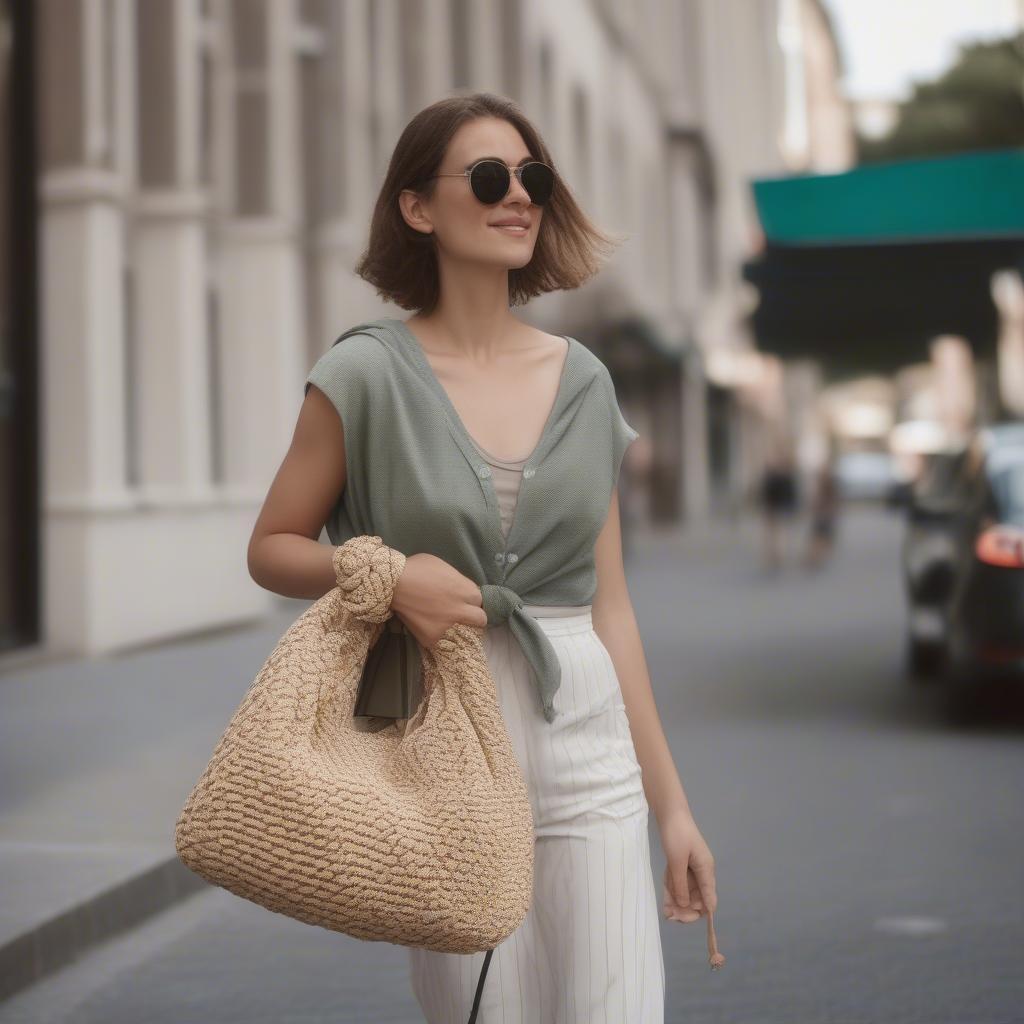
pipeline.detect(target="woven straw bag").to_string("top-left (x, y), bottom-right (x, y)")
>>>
top-left (175, 534), bottom-right (535, 1016)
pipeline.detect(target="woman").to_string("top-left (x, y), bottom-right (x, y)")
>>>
top-left (803, 451), bottom-right (839, 570)
top-left (248, 92), bottom-right (717, 1023)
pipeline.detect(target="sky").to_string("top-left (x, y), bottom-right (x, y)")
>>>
top-left (821, 0), bottom-right (1023, 100)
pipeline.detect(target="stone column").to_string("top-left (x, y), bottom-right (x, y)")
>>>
top-left (39, 0), bottom-right (133, 650)
top-left (134, 0), bottom-right (213, 504)
top-left (311, 0), bottom-right (380, 348)
top-left (219, 0), bottom-right (306, 496)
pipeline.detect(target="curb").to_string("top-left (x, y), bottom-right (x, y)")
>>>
top-left (0, 855), bottom-right (206, 1003)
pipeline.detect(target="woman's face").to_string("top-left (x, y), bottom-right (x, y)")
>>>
top-left (401, 117), bottom-right (544, 272)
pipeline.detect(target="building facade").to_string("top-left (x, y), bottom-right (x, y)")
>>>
top-left (6, 0), bottom-right (807, 659)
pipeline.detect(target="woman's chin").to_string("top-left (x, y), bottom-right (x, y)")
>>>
top-left (490, 244), bottom-right (536, 268)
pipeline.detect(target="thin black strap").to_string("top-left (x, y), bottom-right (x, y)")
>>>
top-left (466, 947), bottom-right (494, 1023)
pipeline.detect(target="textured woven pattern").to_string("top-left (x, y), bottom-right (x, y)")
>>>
top-left (175, 534), bottom-right (535, 954)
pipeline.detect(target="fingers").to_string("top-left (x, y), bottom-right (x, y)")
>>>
top-left (455, 608), bottom-right (489, 630)
top-left (690, 862), bottom-right (718, 914)
top-left (664, 900), bottom-right (704, 922)
top-left (662, 867), bottom-right (715, 924)
top-left (462, 582), bottom-right (488, 629)
top-left (662, 877), bottom-right (698, 914)
top-left (463, 586), bottom-right (488, 628)
top-left (685, 867), bottom-right (704, 908)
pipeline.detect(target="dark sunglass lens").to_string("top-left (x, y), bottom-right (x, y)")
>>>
top-left (470, 160), bottom-right (511, 204)
top-left (520, 163), bottom-right (554, 206)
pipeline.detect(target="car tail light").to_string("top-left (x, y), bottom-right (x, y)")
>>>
top-left (974, 524), bottom-right (1024, 568)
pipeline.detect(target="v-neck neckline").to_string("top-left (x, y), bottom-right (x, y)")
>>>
top-left (388, 317), bottom-right (577, 468)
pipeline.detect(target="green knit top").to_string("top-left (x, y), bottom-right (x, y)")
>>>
top-left (304, 317), bottom-right (639, 723)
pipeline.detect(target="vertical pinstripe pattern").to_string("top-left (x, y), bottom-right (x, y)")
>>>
top-left (408, 608), bottom-right (666, 1022)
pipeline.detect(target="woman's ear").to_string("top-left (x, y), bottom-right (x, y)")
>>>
top-left (398, 189), bottom-right (434, 236)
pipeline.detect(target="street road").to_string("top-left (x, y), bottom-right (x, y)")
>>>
top-left (3, 505), bottom-right (1022, 1024)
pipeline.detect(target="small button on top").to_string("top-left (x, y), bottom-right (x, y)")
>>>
top-left (494, 552), bottom-right (505, 563)
top-left (506, 552), bottom-right (519, 564)
top-left (478, 465), bottom-right (491, 479)
top-left (523, 467), bottom-right (536, 479)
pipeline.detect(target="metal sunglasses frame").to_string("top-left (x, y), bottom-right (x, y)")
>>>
top-left (425, 158), bottom-right (555, 205)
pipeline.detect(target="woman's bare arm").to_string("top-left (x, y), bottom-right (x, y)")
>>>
top-left (591, 489), bottom-right (692, 827)
top-left (247, 385), bottom-right (349, 600)
top-left (591, 488), bottom-right (718, 923)
top-left (247, 383), bottom-right (488, 645)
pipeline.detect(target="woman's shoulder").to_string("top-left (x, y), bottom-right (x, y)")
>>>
top-left (525, 327), bottom-right (617, 411)
top-left (308, 319), bottom-right (405, 379)
top-left (552, 329), bottom-right (610, 380)
top-left (304, 322), bottom-right (398, 410)
top-left (573, 343), bottom-right (621, 399)
top-left (573, 344), bottom-right (638, 448)
top-left (315, 322), bottom-right (393, 371)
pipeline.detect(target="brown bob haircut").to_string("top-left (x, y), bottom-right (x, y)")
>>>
top-left (354, 91), bottom-right (624, 314)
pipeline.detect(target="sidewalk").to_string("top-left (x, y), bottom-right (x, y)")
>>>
top-left (0, 594), bottom-right (308, 1001)
top-left (0, 517), bottom-right (753, 1002)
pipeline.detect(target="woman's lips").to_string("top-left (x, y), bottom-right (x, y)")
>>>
top-left (491, 225), bottom-right (528, 235)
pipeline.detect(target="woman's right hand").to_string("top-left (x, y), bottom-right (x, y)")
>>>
top-left (390, 552), bottom-right (489, 649)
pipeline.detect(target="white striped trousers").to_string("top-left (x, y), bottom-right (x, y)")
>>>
top-left (408, 606), bottom-right (666, 1022)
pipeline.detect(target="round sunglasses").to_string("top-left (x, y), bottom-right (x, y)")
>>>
top-left (427, 158), bottom-right (555, 207)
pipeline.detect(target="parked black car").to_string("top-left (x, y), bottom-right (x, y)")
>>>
top-left (900, 423), bottom-right (1024, 695)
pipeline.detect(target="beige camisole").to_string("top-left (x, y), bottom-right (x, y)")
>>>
top-left (469, 436), bottom-right (591, 618)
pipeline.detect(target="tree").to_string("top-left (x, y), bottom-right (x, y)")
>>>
top-left (857, 32), bottom-right (1024, 162)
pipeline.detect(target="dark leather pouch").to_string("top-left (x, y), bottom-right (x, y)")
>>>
top-left (353, 615), bottom-right (424, 720)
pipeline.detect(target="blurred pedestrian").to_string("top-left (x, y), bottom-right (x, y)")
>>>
top-left (758, 442), bottom-right (799, 571)
top-left (803, 454), bottom-right (839, 570)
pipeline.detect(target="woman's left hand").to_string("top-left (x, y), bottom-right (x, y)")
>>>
top-left (659, 810), bottom-right (717, 924)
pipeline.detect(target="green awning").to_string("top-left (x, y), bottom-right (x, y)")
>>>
top-left (751, 148), bottom-right (1024, 246)
top-left (741, 148), bottom-right (1024, 376)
